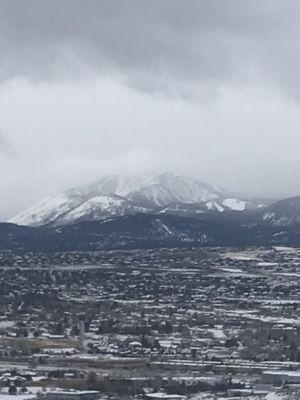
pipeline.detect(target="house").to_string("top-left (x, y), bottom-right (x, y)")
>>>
top-left (262, 370), bottom-right (300, 385)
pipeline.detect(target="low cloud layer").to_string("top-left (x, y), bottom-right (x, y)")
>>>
top-left (1, 1), bottom-right (300, 218)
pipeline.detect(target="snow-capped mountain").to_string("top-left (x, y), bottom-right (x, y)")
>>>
top-left (9, 173), bottom-right (257, 227)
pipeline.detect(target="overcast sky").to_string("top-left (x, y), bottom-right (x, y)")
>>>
top-left (2, 0), bottom-right (300, 218)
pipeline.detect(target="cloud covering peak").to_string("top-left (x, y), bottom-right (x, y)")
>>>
top-left (1, 1), bottom-right (300, 219)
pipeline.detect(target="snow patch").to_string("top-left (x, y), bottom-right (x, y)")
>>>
top-left (222, 198), bottom-right (247, 211)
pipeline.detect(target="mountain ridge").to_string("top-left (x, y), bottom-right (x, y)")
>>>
top-left (3, 195), bottom-right (300, 251)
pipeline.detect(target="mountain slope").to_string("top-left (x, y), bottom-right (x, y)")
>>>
top-left (262, 196), bottom-right (300, 226)
top-left (0, 223), bottom-right (38, 250)
top-left (0, 214), bottom-right (252, 251)
top-left (61, 194), bottom-right (146, 224)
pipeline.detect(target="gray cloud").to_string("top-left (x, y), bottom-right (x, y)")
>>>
top-left (0, 1), bottom-right (300, 98)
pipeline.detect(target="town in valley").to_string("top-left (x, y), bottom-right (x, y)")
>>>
top-left (0, 246), bottom-right (300, 400)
